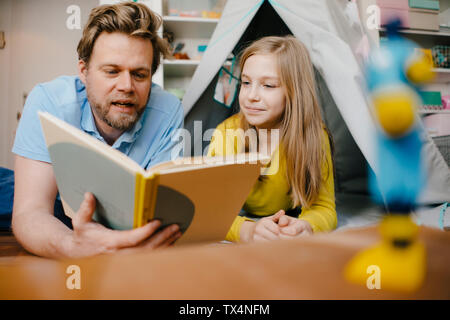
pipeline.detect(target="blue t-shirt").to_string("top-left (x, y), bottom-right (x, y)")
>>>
top-left (13, 76), bottom-right (184, 169)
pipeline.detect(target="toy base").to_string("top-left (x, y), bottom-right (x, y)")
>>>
top-left (344, 239), bottom-right (426, 293)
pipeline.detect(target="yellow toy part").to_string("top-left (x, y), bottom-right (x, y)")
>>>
top-left (344, 215), bottom-right (426, 293)
top-left (379, 214), bottom-right (418, 241)
top-left (406, 51), bottom-right (436, 85)
top-left (373, 91), bottom-right (417, 137)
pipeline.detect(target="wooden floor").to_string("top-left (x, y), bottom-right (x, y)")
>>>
top-left (1, 226), bottom-right (449, 299)
top-left (0, 231), bottom-right (29, 258)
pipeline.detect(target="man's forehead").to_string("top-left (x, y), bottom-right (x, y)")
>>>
top-left (90, 32), bottom-right (153, 66)
top-left (99, 63), bottom-right (151, 71)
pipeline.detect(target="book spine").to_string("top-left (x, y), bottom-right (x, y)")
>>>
top-left (133, 172), bottom-right (146, 228)
top-left (133, 173), bottom-right (160, 228)
top-left (142, 173), bottom-right (160, 225)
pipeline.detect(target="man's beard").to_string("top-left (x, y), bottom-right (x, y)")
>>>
top-left (88, 93), bottom-right (146, 131)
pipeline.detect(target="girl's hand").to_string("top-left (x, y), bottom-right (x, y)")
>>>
top-left (278, 215), bottom-right (313, 239)
top-left (240, 210), bottom-right (285, 243)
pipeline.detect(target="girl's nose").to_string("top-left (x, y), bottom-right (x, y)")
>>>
top-left (248, 85), bottom-right (260, 101)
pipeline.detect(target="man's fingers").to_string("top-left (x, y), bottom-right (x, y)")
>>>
top-left (75, 192), bottom-right (97, 225)
top-left (156, 230), bottom-right (182, 248)
top-left (140, 224), bottom-right (180, 249)
top-left (109, 220), bottom-right (163, 249)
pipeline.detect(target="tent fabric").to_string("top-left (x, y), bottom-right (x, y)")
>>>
top-left (182, 0), bottom-right (450, 208)
top-left (184, 0), bottom-right (377, 171)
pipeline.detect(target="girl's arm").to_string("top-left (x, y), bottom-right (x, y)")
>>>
top-left (226, 216), bottom-right (251, 242)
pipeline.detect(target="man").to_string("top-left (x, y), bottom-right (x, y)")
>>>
top-left (12, 2), bottom-right (183, 258)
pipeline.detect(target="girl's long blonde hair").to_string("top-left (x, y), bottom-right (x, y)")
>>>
top-left (239, 36), bottom-right (330, 209)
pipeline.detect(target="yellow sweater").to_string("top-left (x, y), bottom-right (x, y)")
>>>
top-left (207, 114), bottom-right (337, 242)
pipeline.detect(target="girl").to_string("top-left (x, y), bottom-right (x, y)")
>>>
top-left (208, 36), bottom-right (337, 243)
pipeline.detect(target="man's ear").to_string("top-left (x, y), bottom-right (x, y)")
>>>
top-left (78, 59), bottom-right (88, 84)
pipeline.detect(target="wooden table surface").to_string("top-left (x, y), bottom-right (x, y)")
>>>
top-left (0, 226), bottom-right (449, 299)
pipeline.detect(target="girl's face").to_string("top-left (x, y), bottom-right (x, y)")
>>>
top-left (239, 54), bottom-right (286, 130)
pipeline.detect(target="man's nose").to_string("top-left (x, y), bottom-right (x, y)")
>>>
top-left (116, 72), bottom-right (133, 92)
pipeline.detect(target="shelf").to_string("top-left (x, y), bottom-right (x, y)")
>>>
top-left (379, 27), bottom-right (450, 37)
top-left (433, 68), bottom-right (450, 83)
top-left (379, 27), bottom-right (450, 47)
top-left (160, 12), bottom-right (220, 89)
top-left (163, 59), bottom-right (200, 77)
top-left (163, 16), bottom-right (219, 38)
top-left (419, 110), bottom-right (450, 114)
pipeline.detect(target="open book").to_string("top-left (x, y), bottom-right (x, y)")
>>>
top-left (38, 112), bottom-right (264, 245)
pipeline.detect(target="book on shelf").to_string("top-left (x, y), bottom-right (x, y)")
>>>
top-left (408, 0), bottom-right (439, 11)
top-left (419, 90), bottom-right (443, 111)
top-left (377, 0), bottom-right (439, 31)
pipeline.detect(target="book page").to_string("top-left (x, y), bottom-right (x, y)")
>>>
top-left (39, 112), bottom-right (145, 175)
top-left (155, 161), bottom-right (262, 244)
top-left (49, 142), bottom-right (138, 230)
top-left (145, 153), bottom-right (268, 176)
top-left (39, 112), bottom-right (140, 229)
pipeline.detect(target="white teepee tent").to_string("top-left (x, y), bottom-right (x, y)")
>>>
top-left (181, 0), bottom-right (450, 224)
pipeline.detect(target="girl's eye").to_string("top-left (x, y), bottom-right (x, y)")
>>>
top-left (241, 81), bottom-right (250, 86)
top-left (264, 84), bottom-right (275, 88)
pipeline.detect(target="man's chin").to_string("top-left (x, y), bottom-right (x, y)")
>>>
top-left (105, 113), bottom-right (139, 131)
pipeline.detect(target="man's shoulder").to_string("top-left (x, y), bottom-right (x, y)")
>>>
top-left (34, 75), bottom-right (86, 108)
top-left (147, 83), bottom-right (183, 116)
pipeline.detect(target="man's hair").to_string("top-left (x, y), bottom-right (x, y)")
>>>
top-left (77, 2), bottom-right (170, 74)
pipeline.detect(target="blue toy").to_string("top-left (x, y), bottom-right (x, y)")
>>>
top-left (345, 21), bottom-right (435, 292)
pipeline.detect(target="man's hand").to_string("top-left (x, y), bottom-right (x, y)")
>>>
top-left (278, 215), bottom-right (313, 239)
top-left (69, 192), bottom-right (182, 258)
top-left (12, 156), bottom-right (181, 259)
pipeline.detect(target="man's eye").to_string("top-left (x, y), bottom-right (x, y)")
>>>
top-left (105, 70), bottom-right (118, 75)
top-left (134, 73), bottom-right (148, 79)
